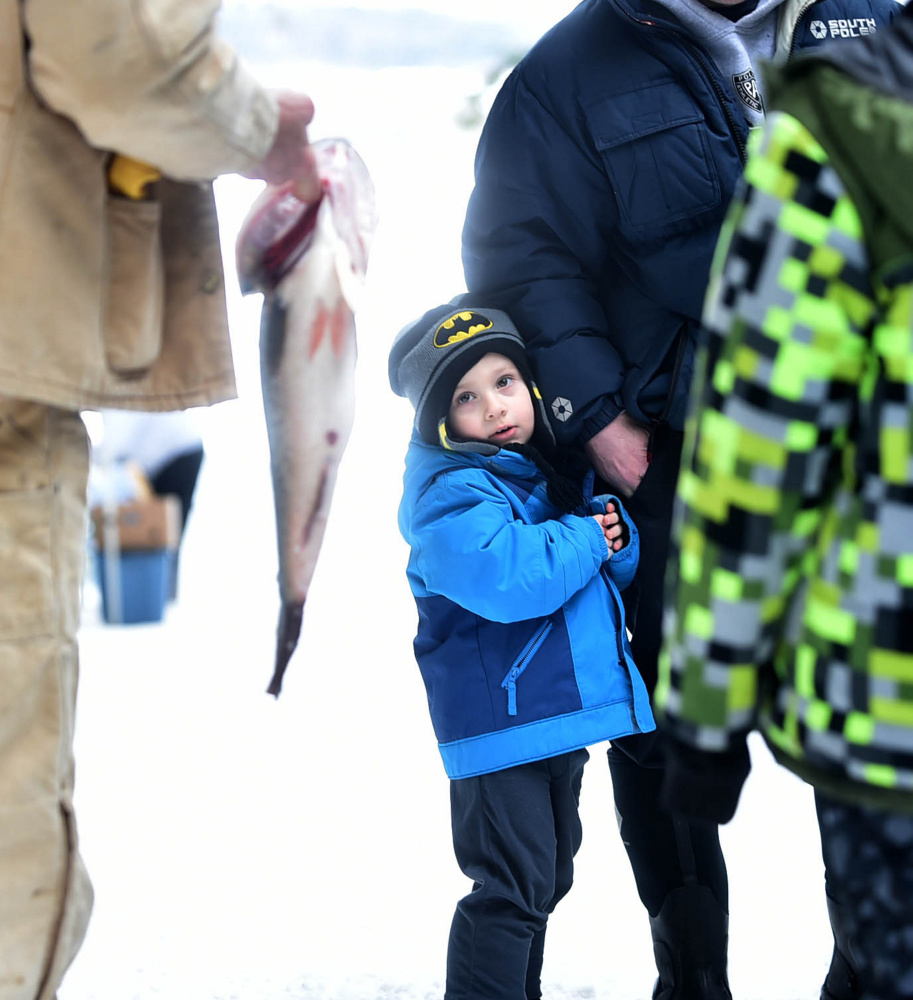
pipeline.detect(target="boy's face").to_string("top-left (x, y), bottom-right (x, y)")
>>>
top-left (448, 353), bottom-right (535, 447)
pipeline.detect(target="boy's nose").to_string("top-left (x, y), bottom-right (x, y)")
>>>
top-left (486, 396), bottom-right (507, 418)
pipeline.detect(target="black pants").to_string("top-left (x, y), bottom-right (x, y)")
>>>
top-left (150, 447), bottom-right (203, 600)
top-left (817, 791), bottom-right (913, 1000)
top-left (602, 426), bottom-right (729, 917)
top-left (150, 446), bottom-right (204, 534)
top-left (445, 749), bottom-right (588, 1000)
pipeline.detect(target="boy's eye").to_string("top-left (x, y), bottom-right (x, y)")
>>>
top-left (456, 392), bottom-right (474, 405)
top-left (497, 375), bottom-right (514, 388)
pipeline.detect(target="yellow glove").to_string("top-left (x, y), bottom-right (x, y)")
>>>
top-left (108, 155), bottom-right (162, 200)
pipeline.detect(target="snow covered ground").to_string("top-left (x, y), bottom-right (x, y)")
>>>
top-left (60, 55), bottom-right (836, 1000)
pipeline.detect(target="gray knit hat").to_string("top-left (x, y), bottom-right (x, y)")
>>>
top-left (389, 301), bottom-right (551, 450)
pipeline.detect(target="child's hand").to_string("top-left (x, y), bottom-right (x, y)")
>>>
top-left (590, 501), bottom-right (625, 555)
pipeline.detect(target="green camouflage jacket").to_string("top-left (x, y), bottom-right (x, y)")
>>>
top-left (658, 36), bottom-right (913, 816)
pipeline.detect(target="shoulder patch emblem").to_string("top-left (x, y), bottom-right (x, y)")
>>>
top-left (551, 397), bottom-right (573, 422)
top-left (733, 69), bottom-right (763, 115)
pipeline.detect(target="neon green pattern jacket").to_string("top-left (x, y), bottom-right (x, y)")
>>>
top-left (658, 65), bottom-right (913, 814)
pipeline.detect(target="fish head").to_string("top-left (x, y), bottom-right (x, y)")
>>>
top-left (235, 138), bottom-right (376, 296)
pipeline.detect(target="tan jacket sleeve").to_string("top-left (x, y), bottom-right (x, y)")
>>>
top-left (20, 0), bottom-right (278, 180)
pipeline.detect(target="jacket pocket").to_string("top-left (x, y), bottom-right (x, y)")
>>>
top-left (501, 617), bottom-right (554, 716)
top-left (585, 81), bottom-right (721, 240)
top-left (103, 195), bottom-right (164, 377)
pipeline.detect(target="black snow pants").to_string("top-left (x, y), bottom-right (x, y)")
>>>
top-left (445, 749), bottom-right (588, 1000)
top-left (817, 791), bottom-right (913, 1000)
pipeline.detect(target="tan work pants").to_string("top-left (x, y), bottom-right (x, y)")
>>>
top-left (0, 399), bottom-right (93, 1000)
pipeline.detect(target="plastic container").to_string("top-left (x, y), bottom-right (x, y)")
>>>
top-left (94, 549), bottom-right (173, 624)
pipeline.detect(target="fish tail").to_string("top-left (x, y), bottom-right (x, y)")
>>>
top-left (267, 600), bottom-right (305, 698)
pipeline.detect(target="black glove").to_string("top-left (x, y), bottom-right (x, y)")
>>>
top-left (660, 734), bottom-right (752, 825)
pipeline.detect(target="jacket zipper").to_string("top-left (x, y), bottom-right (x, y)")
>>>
top-left (501, 617), bottom-right (554, 716)
top-left (648, 325), bottom-right (690, 461)
top-left (788, 0), bottom-right (818, 56)
top-left (600, 566), bottom-right (629, 667)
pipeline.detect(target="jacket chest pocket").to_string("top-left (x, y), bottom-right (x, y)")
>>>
top-left (585, 81), bottom-right (721, 241)
top-left (501, 617), bottom-right (554, 716)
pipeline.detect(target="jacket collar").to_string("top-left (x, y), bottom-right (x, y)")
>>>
top-left (796, 5), bottom-right (913, 100)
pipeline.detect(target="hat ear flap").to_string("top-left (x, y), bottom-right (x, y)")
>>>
top-left (438, 415), bottom-right (498, 455)
top-left (529, 379), bottom-right (556, 449)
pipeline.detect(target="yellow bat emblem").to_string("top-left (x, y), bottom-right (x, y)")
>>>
top-left (433, 310), bottom-right (494, 348)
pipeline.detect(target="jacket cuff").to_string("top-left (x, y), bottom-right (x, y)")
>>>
top-left (659, 734), bottom-right (751, 825)
top-left (578, 512), bottom-right (611, 562)
top-left (588, 493), bottom-right (634, 550)
top-left (580, 398), bottom-right (623, 445)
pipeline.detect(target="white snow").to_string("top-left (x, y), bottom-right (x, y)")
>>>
top-left (59, 58), bottom-right (835, 1000)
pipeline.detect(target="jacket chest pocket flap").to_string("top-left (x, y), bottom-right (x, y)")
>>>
top-left (586, 81), bottom-right (721, 238)
top-left (103, 196), bottom-right (164, 377)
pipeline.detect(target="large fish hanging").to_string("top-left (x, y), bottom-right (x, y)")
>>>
top-left (236, 138), bottom-right (376, 697)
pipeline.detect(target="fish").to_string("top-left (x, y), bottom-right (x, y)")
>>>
top-left (235, 138), bottom-right (376, 697)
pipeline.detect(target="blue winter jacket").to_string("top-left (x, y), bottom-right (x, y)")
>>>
top-left (462, 0), bottom-right (899, 444)
top-left (398, 437), bottom-right (655, 779)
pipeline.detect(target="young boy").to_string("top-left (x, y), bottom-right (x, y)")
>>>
top-left (388, 302), bottom-right (655, 1000)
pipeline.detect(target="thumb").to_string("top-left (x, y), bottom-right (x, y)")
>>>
top-left (275, 90), bottom-right (315, 124)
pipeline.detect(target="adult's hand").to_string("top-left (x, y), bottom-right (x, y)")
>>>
top-left (584, 411), bottom-right (649, 497)
top-left (244, 91), bottom-right (321, 202)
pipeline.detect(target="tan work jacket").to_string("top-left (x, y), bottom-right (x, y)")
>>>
top-left (0, 0), bottom-right (279, 411)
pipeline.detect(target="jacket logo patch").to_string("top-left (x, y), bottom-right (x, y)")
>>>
top-left (433, 310), bottom-right (493, 348)
top-left (811, 18), bottom-right (877, 39)
top-left (551, 396), bottom-right (573, 422)
top-left (733, 69), bottom-right (763, 115)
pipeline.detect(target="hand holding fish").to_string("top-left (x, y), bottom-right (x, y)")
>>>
top-left (236, 138), bottom-right (377, 697)
top-left (243, 91), bottom-right (322, 202)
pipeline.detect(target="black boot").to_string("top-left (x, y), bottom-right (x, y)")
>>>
top-left (650, 885), bottom-right (732, 1000)
top-left (820, 895), bottom-right (861, 1000)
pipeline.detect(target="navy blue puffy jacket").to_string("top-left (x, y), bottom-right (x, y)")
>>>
top-left (462, 0), bottom-right (898, 443)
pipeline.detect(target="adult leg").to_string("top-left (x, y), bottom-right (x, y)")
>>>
top-left (0, 400), bottom-right (93, 1000)
top-left (817, 792), bottom-right (862, 1000)
top-left (149, 446), bottom-right (204, 600)
top-left (149, 446), bottom-right (204, 534)
top-left (608, 738), bottom-right (730, 1000)
top-left (610, 427), bottom-right (730, 999)
top-left (815, 792), bottom-right (913, 1000)
top-left (446, 751), bottom-right (587, 1000)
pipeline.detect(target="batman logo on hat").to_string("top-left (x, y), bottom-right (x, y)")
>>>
top-left (433, 310), bottom-right (493, 348)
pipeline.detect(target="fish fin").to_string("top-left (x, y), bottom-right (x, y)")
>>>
top-left (309, 301), bottom-right (330, 358)
top-left (330, 300), bottom-right (354, 358)
top-left (267, 601), bottom-right (305, 698)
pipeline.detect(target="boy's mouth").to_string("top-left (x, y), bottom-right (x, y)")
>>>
top-left (490, 425), bottom-right (516, 441)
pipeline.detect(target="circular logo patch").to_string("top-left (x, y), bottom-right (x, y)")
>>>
top-left (551, 397), bottom-right (573, 422)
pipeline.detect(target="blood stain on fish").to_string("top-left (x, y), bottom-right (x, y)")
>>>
top-left (330, 300), bottom-right (352, 357)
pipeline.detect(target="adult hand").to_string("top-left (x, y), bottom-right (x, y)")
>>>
top-left (244, 91), bottom-right (321, 202)
top-left (584, 411), bottom-right (649, 497)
